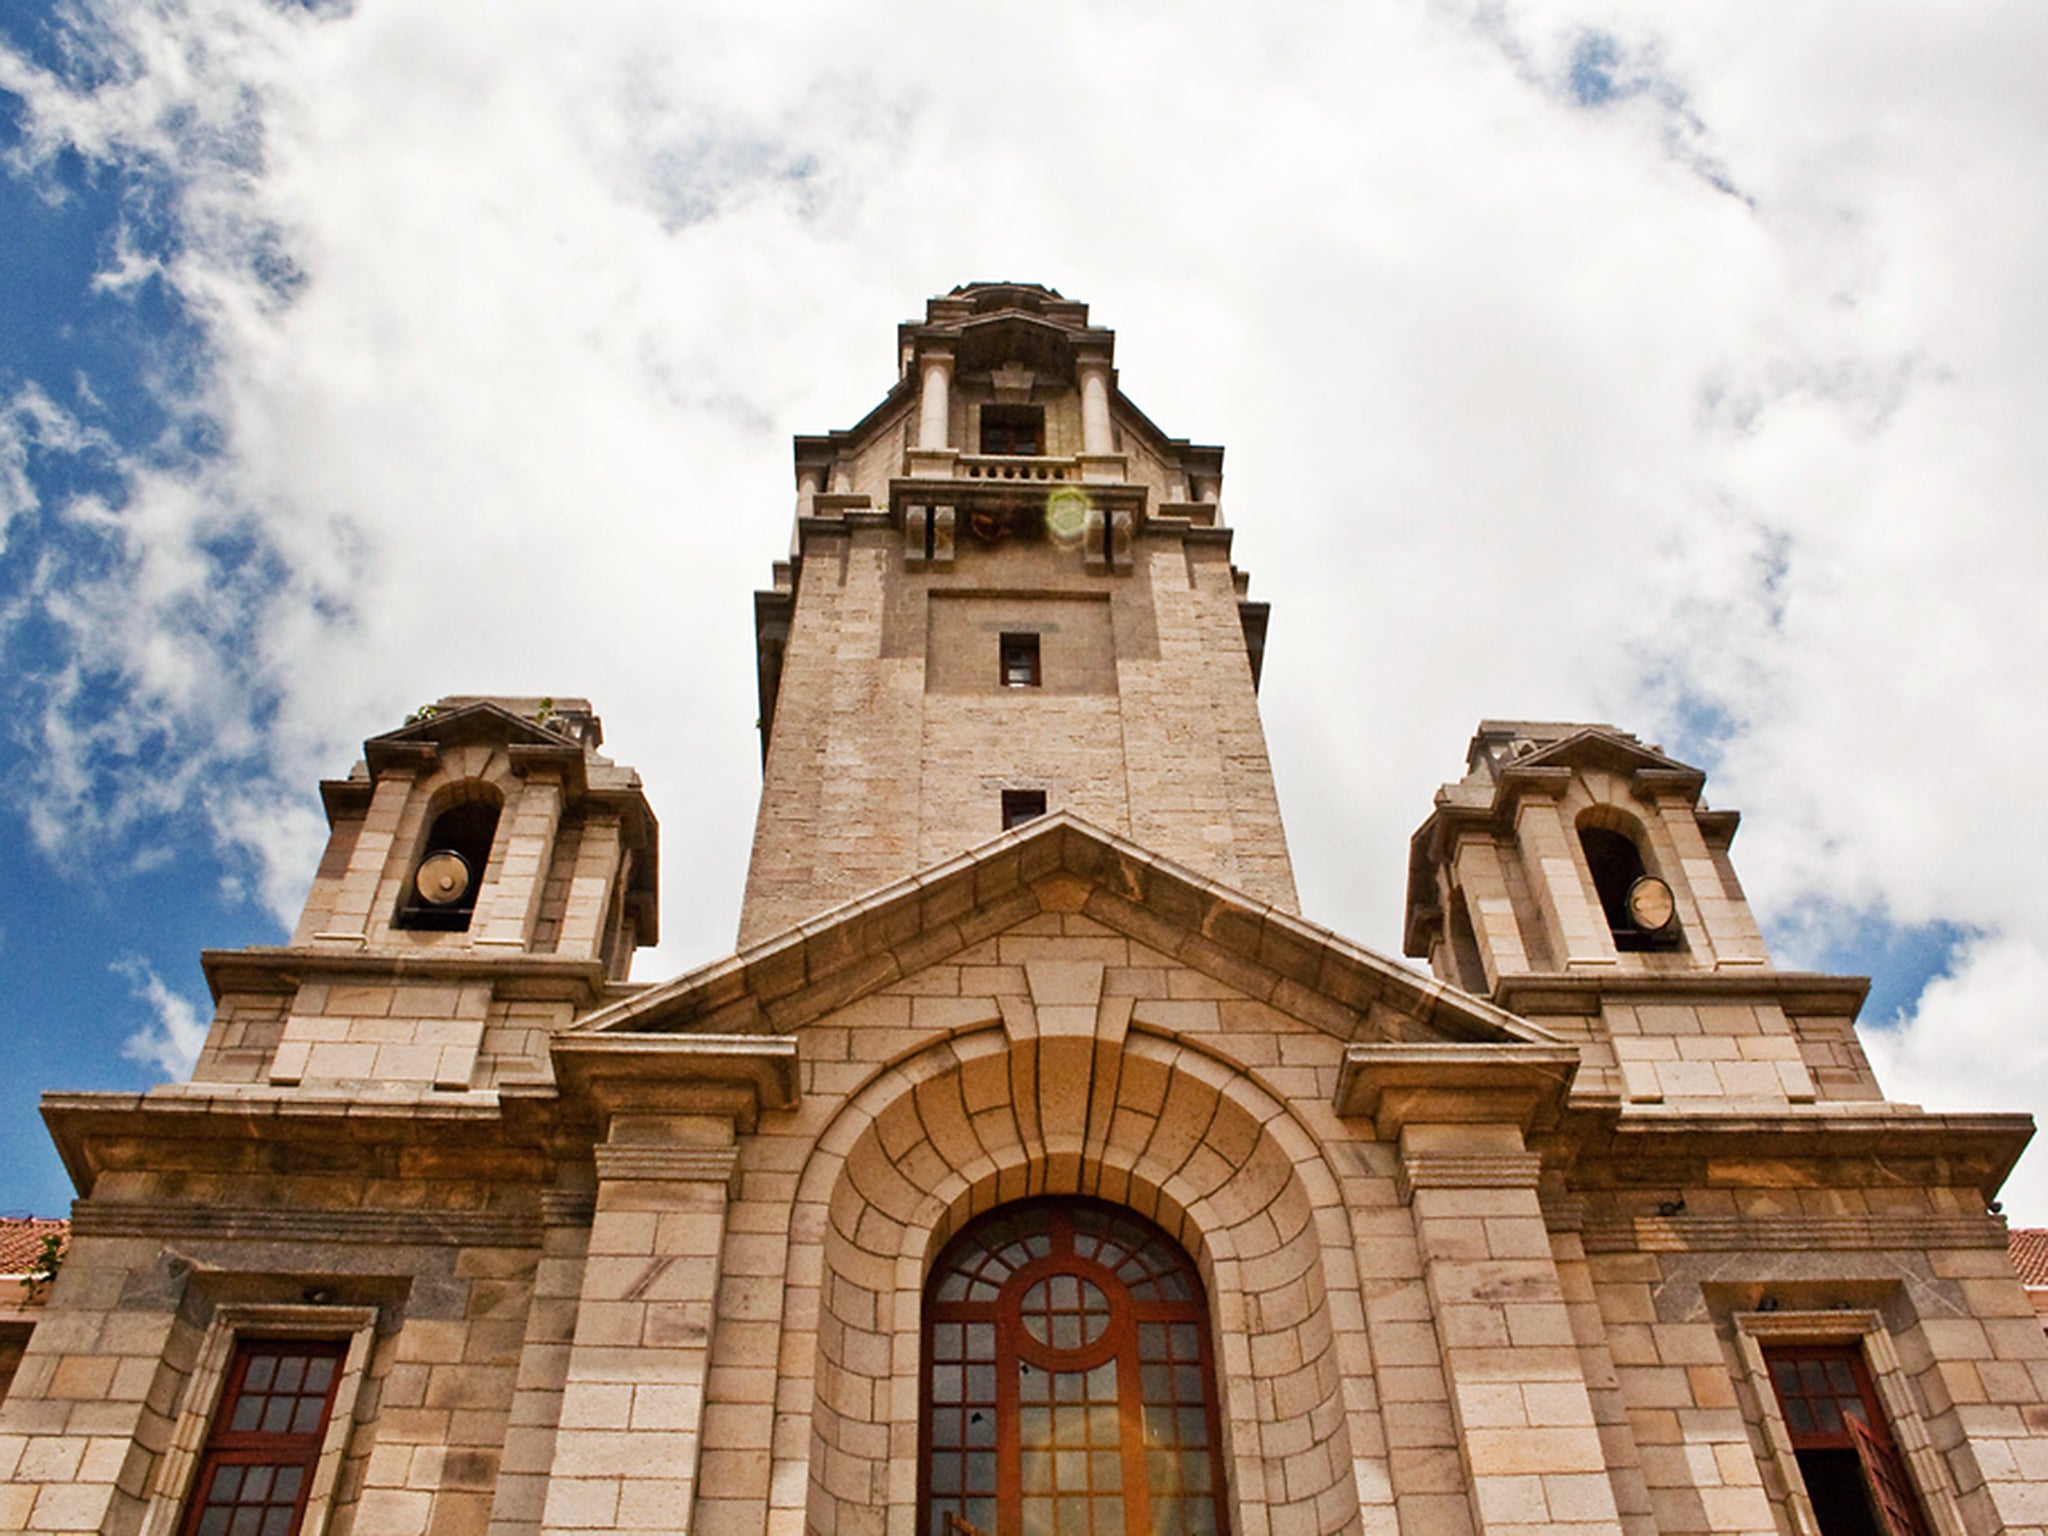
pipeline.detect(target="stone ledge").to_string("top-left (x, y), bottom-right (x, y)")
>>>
top-left (1495, 970), bottom-right (1871, 1020)
top-left (201, 948), bottom-right (610, 1006)
top-left (1397, 1151), bottom-right (1545, 1204)
top-left (1580, 1212), bottom-right (2008, 1253)
top-left (1335, 1043), bottom-right (1581, 1137)
top-left (70, 1200), bottom-right (540, 1248)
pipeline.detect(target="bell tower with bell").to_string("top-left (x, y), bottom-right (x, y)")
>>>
top-left (185, 695), bottom-right (657, 1094)
top-left (1403, 721), bottom-right (1884, 1108)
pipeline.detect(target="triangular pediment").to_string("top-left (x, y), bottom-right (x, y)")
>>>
top-left (367, 698), bottom-right (586, 755)
top-left (572, 814), bottom-right (1558, 1051)
top-left (1506, 725), bottom-right (1700, 787)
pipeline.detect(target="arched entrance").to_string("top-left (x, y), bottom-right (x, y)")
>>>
top-left (921, 1199), bottom-right (1229, 1536)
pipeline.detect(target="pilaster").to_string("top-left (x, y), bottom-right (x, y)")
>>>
top-left (1513, 793), bottom-right (1613, 972)
top-left (1401, 1123), bottom-right (1626, 1536)
top-left (1452, 835), bottom-right (1532, 986)
top-left (539, 1127), bottom-right (738, 1536)
top-left (322, 763), bottom-right (421, 940)
top-left (477, 773), bottom-right (566, 950)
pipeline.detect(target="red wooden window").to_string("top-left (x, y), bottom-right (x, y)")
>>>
top-left (921, 1200), bottom-right (1230, 1536)
top-left (179, 1339), bottom-right (345, 1536)
top-left (1765, 1344), bottom-right (1930, 1536)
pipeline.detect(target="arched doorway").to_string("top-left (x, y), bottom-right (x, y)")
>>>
top-left (921, 1199), bottom-right (1230, 1536)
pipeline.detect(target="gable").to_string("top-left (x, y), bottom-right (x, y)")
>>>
top-left (571, 814), bottom-right (1557, 1053)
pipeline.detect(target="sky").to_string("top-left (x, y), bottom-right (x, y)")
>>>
top-left (1, 0), bottom-right (2045, 1220)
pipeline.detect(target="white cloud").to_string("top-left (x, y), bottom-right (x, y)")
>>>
top-left (1865, 935), bottom-right (2048, 1218)
top-left (2, 1), bottom-right (2046, 1206)
top-left (0, 385), bottom-right (105, 550)
top-left (114, 956), bottom-right (208, 1078)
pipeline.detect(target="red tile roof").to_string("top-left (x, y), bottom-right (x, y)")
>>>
top-left (2009, 1227), bottom-right (2048, 1286)
top-left (0, 1218), bottom-right (67, 1277)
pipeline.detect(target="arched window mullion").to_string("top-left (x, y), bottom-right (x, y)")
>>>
top-left (922, 1198), bottom-right (1229, 1536)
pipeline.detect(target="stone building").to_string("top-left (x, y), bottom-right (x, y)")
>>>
top-left (3, 282), bottom-right (2044, 1536)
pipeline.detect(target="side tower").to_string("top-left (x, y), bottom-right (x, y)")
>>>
top-left (198, 695), bottom-right (658, 1093)
top-left (192, 696), bottom-right (655, 1097)
top-left (1402, 721), bottom-right (2041, 1536)
top-left (740, 281), bottom-right (1292, 944)
top-left (1402, 721), bottom-right (1877, 1107)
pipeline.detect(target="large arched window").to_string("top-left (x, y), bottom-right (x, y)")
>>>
top-left (921, 1199), bottom-right (1229, 1536)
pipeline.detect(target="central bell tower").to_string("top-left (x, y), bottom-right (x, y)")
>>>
top-left (739, 282), bottom-right (1294, 945)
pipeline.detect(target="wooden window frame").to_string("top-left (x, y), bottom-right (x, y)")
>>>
top-left (920, 1199), bottom-right (1231, 1536)
top-left (1732, 1310), bottom-right (1962, 1536)
top-left (177, 1338), bottom-right (346, 1536)
top-left (141, 1305), bottom-right (377, 1536)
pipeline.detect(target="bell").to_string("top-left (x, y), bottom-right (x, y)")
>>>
top-left (414, 850), bottom-right (473, 906)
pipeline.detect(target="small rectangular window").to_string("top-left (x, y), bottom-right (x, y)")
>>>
top-left (1764, 1344), bottom-right (1930, 1536)
top-left (980, 405), bottom-right (1044, 456)
top-left (1000, 633), bottom-right (1041, 688)
top-left (1002, 790), bottom-right (1046, 831)
top-left (180, 1339), bottom-right (346, 1536)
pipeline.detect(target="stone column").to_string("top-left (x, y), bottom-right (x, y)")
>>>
top-left (539, 1118), bottom-right (738, 1536)
top-left (1078, 356), bottom-right (1114, 456)
top-left (917, 348), bottom-right (953, 450)
top-left (318, 763), bottom-right (421, 940)
top-left (1401, 1121), bottom-right (1625, 1536)
top-left (476, 771), bottom-right (565, 950)
top-left (1513, 792), bottom-right (1614, 971)
top-left (795, 466), bottom-right (823, 520)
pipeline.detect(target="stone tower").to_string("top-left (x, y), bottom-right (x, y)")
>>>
top-left (1401, 720), bottom-right (1878, 1108)
top-left (740, 281), bottom-right (1293, 944)
top-left (201, 695), bottom-right (658, 1095)
top-left (7, 285), bottom-right (2045, 1536)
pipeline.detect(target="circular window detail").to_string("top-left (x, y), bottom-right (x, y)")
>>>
top-left (922, 1199), bottom-right (1230, 1536)
top-left (1018, 1273), bottom-right (1112, 1351)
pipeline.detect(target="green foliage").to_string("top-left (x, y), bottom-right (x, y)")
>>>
top-left (20, 1232), bottom-right (62, 1303)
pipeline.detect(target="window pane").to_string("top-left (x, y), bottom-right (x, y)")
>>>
top-left (925, 1200), bottom-right (1226, 1536)
top-left (181, 1340), bottom-right (345, 1536)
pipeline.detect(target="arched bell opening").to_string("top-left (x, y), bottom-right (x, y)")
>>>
top-left (1576, 812), bottom-right (1680, 953)
top-left (394, 786), bottom-right (502, 932)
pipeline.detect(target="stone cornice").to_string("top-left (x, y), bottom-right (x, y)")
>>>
top-left (70, 1200), bottom-right (541, 1248)
top-left (39, 1086), bottom-right (560, 1201)
top-left (1335, 1044), bottom-right (1582, 1137)
top-left (592, 1144), bottom-right (741, 1188)
top-left (200, 948), bottom-right (610, 1005)
top-left (1493, 970), bottom-right (1871, 1020)
top-left (551, 1034), bottom-right (800, 1134)
top-left (1580, 1210), bottom-right (2007, 1253)
top-left (1561, 1106), bottom-right (2034, 1201)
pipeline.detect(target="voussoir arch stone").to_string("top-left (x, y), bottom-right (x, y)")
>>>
top-left (784, 1012), bottom-right (1380, 1536)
